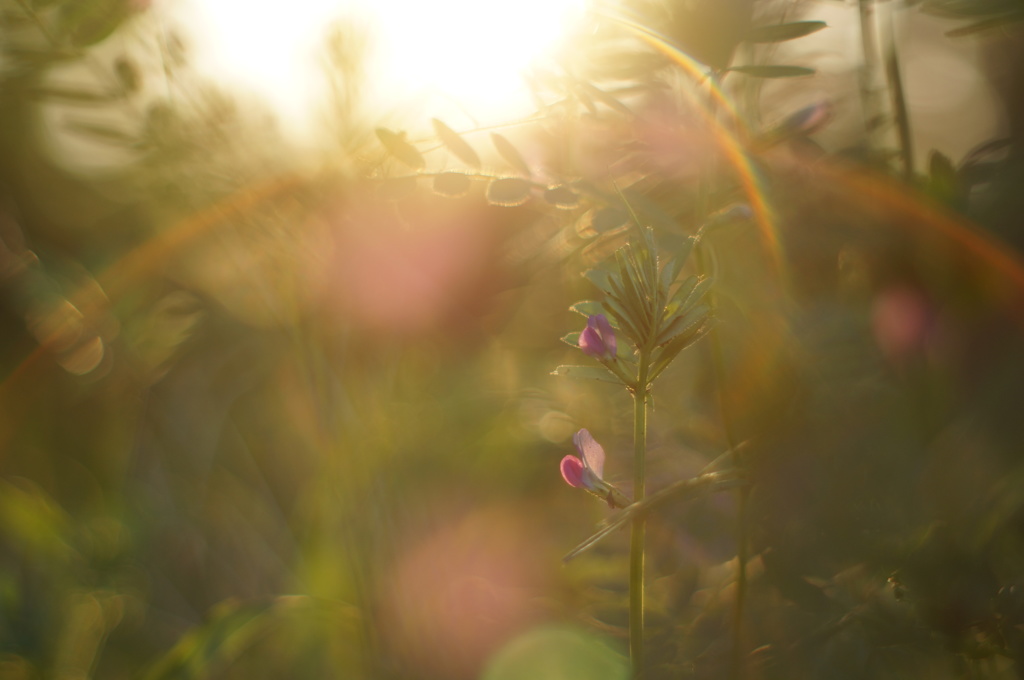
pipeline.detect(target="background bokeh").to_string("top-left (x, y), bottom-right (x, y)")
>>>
top-left (1, 0), bottom-right (1024, 678)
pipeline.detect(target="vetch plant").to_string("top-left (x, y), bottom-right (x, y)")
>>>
top-left (554, 217), bottom-right (720, 676)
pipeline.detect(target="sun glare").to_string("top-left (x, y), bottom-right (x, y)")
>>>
top-left (186, 0), bottom-right (585, 136)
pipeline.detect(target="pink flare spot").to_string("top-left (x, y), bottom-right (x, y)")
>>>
top-left (872, 286), bottom-right (933, 361)
top-left (560, 456), bottom-right (585, 488)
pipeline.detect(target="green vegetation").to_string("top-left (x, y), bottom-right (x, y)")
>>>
top-left (1, 1), bottom-right (1024, 678)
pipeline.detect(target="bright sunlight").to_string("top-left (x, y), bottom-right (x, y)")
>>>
top-left (185, 0), bottom-right (585, 133)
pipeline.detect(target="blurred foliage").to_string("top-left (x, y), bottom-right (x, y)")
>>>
top-left (0, 0), bottom-right (1024, 679)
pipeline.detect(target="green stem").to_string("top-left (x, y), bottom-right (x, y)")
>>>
top-left (629, 350), bottom-right (650, 678)
top-left (882, 3), bottom-right (914, 181)
top-left (857, 0), bottom-right (886, 156)
top-left (695, 246), bottom-right (748, 680)
top-left (696, 73), bottom-right (748, 680)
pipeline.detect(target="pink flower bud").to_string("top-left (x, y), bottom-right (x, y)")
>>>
top-left (579, 314), bottom-right (616, 360)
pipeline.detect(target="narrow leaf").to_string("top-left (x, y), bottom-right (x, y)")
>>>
top-left (945, 13), bottom-right (1024, 36)
top-left (433, 172), bottom-right (472, 198)
top-left (486, 177), bottom-right (532, 206)
top-left (432, 118), bottom-right (481, 167)
top-left (602, 295), bottom-right (644, 345)
top-left (669, 276), bottom-right (712, 315)
top-left (569, 301), bottom-right (607, 319)
top-left (666, 276), bottom-right (698, 314)
top-left (664, 238), bottom-right (697, 288)
top-left (561, 331), bottom-right (582, 348)
top-left (655, 304), bottom-right (710, 347)
top-left (491, 133), bottom-right (531, 175)
top-left (650, 320), bottom-right (712, 378)
top-left (375, 128), bottom-right (425, 169)
top-left (728, 65), bottom-right (816, 78)
top-left (608, 272), bottom-right (650, 337)
top-left (745, 21), bottom-right (828, 43)
top-left (551, 365), bottom-right (624, 384)
top-left (583, 267), bottom-right (613, 294)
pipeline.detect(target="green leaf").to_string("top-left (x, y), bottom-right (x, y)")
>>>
top-left (655, 304), bottom-right (710, 346)
top-left (378, 175), bottom-right (418, 201)
top-left (602, 295), bottom-right (644, 345)
top-left (649, 319), bottom-right (712, 379)
top-left (375, 128), bottom-right (425, 169)
top-left (663, 238), bottom-right (697, 289)
top-left (583, 267), bottom-right (613, 294)
top-left (668, 276), bottom-right (713, 316)
top-left (543, 186), bottom-right (580, 209)
top-left (569, 301), bottom-right (606, 319)
top-left (433, 172), bottom-right (472, 198)
top-left (560, 331), bottom-right (581, 348)
top-left (608, 270), bottom-right (650, 339)
top-left (432, 118), bottom-right (481, 167)
top-left (923, 0), bottom-right (1021, 18)
top-left (491, 133), bottom-right (531, 176)
top-left (727, 65), bottom-right (816, 78)
top-left (945, 12), bottom-right (1024, 36)
top-left (666, 275), bottom-right (698, 315)
top-left (485, 178), bottom-right (532, 206)
top-left (744, 21), bottom-right (828, 43)
top-left (613, 250), bottom-right (643, 306)
top-left (551, 365), bottom-right (624, 384)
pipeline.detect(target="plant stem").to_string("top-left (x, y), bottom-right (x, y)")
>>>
top-left (882, 3), bottom-right (914, 181)
top-left (857, 0), bottom-right (886, 157)
top-left (630, 350), bottom-right (650, 677)
top-left (696, 72), bottom-right (747, 680)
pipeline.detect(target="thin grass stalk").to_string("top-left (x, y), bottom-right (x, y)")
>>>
top-left (858, 0), bottom-right (887, 155)
top-left (882, 3), bottom-right (914, 180)
top-left (698, 72), bottom-right (747, 680)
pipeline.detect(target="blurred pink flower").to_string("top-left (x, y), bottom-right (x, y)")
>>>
top-left (872, 284), bottom-right (936, 362)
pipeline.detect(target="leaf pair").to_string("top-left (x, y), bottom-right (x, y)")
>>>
top-left (728, 20), bottom-right (827, 78)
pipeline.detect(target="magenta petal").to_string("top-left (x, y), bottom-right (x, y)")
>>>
top-left (593, 314), bottom-right (616, 357)
top-left (560, 455), bottom-right (586, 488)
top-left (572, 428), bottom-right (606, 480)
top-left (579, 325), bottom-right (604, 357)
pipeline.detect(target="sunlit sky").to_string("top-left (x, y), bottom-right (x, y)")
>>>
top-left (180, 0), bottom-right (586, 138)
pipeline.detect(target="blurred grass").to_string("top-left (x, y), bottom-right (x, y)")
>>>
top-left (1, 1), bottom-right (1024, 679)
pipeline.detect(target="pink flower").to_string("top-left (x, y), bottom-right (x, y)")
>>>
top-left (579, 314), bottom-right (616, 360)
top-left (560, 429), bottom-right (630, 508)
